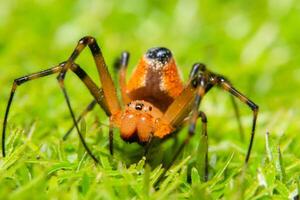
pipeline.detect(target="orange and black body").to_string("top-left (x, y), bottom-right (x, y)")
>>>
top-left (2, 36), bottom-right (258, 183)
top-left (111, 47), bottom-right (186, 144)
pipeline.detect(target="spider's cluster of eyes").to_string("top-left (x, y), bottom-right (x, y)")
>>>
top-left (127, 101), bottom-right (153, 112)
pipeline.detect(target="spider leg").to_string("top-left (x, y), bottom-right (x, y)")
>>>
top-left (114, 51), bottom-right (131, 104)
top-left (187, 110), bottom-right (208, 182)
top-left (230, 96), bottom-right (245, 141)
top-left (109, 125), bottom-right (114, 155)
top-left (170, 111), bottom-right (208, 177)
top-left (57, 76), bottom-right (99, 163)
top-left (197, 111), bottom-right (209, 181)
top-left (109, 51), bottom-right (130, 155)
top-left (191, 64), bottom-right (245, 142)
top-left (64, 51), bottom-right (131, 141)
top-left (69, 62), bottom-right (119, 161)
top-left (62, 99), bottom-right (97, 141)
top-left (191, 64), bottom-right (256, 162)
top-left (57, 36), bottom-right (121, 115)
top-left (54, 36), bottom-right (122, 159)
top-left (2, 65), bottom-right (62, 157)
top-left (167, 85), bottom-right (209, 180)
top-left (2, 62), bottom-right (110, 163)
top-left (155, 64), bottom-right (209, 186)
top-left (214, 75), bottom-right (259, 163)
top-left (157, 63), bottom-right (205, 130)
top-left (154, 110), bottom-right (208, 186)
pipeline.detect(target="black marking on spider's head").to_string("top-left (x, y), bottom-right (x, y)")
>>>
top-left (146, 47), bottom-right (172, 64)
top-left (135, 103), bottom-right (144, 110)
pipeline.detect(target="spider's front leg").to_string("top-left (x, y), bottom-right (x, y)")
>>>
top-left (54, 36), bottom-right (124, 158)
top-left (62, 51), bottom-right (131, 148)
top-left (57, 36), bottom-right (121, 115)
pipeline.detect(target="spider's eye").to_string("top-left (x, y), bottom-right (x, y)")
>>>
top-left (135, 103), bottom-right (144, 110)
top-left (146, 47), bottom-right (172, 64)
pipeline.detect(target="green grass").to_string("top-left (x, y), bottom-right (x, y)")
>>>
top-left (1, 0), bottom-right (300, 199)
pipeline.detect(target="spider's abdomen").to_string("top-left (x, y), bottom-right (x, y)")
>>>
top-left (126, 47), bottom-right (184, 112)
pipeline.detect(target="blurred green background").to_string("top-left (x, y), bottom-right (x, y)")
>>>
top-left (0, 0), bottom-right (300, 199)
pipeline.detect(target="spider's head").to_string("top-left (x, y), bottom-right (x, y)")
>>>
top-left (145, 47), bottom-right (173, 66)
top-left (118, 100), bottom-right (163, 144)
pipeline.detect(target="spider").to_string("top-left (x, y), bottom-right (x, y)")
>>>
top-left (2, 36), bottom-right (258, 181)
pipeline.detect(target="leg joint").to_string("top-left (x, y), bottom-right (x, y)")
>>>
top-left (79, 36), bottom-right (96, 45)
top-left (78, 36), bottom-right (101, 55)
top-left (14, 77), bottom-right (27, 85)
top-left (198, 111), bottom-right (207, 123)
top-left (247, 101), bottom-right (259, 112)
top-left (188, 123), bottom-right (196, 136)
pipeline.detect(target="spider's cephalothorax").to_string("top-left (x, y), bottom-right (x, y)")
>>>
top-left (2, 36), bottom-right (258, 183)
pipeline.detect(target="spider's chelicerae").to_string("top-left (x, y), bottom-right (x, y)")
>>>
top-left (2, 36), bottom-right (258, 181)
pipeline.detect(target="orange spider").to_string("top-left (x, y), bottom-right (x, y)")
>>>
top-left (2, 36), bottom-right (258, 181)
